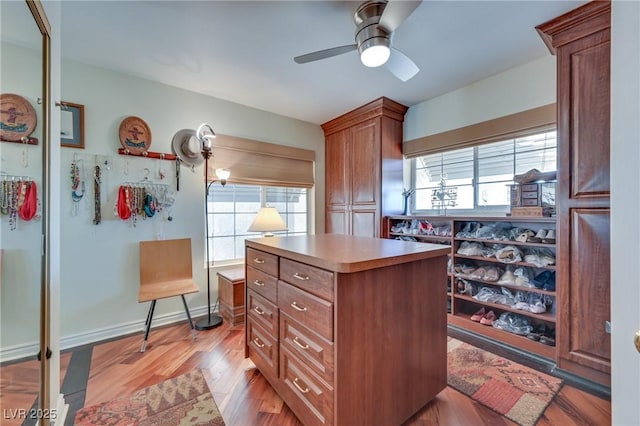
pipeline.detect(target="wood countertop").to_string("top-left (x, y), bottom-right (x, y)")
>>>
top-left (245, 234), bottom-right (450, 273)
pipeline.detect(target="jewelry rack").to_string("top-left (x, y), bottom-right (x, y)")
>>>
top-left (0, 136), bottom-right (38, 145)
top-left (121, 181), bottom-right (170, 190)
top-left (1, 173), bottom-right (38, 230)
top-left (0, 173), bottom-right (33, 181)
top-left (118, 148), bottom-right (176, 161)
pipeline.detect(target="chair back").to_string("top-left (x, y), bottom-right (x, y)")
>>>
top-left (138, 238), bottom-right (199, 302)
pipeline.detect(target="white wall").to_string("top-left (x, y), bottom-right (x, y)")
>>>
top-left (57, 59), bottom-right (324, 349)
top-left (1, 50), bottom-right (324, 358)
top-left (404, 55), bottom-right (556, 141)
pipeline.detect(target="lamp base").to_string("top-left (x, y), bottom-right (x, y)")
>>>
top-left (195, 314), bottom-right (223, 330)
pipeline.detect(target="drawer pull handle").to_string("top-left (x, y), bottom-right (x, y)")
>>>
top-left (253, 306), bottom-right (265, 315)
top-left (290, 301), bottom-right (308, 312)
top-left (253, 258), bottom-right (265, 264)
top-left (293, 273), bottom-right (310, 281)
top-left (293, 336), bottom-right (309, 350)
top-left (252, 279), bottom-right (265, 287)
top-left (293, 377), bottom-right (309, 394)
top-left (253, 337), bottom-right (265, 348)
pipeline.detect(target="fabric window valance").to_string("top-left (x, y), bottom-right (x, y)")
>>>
top-left (403, 103), bottom-right (556, 158)
top-left (207, 134), bottom-right (315, 188)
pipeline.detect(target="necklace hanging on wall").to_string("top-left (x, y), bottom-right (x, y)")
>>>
top-left (93, 165), bottom-right (101, 225)
top-left (21, 137), bottom-right (29, 168)
top-left (18, 180), bottom-right (37, 221)
top-left (71, 158), bottom-right (85, 216)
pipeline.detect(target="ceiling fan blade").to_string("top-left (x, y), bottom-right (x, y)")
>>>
top-left (294, 44), bottom-right (358, 64)
top-left (386, 47), bottom-right (419, 82)
top-left (378, 0), bottom-right (422, 33)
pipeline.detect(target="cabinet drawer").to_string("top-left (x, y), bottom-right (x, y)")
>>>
top-left (246, 265), bottom-right (278, 303)
top-left (247, 289), bottom-right (278, 336)
top-left (280, 313), bottom-right (334, 385)
top-left (280, 258), bottom-right (334, 301)
top-left (280, 346), bottom-right (333, 426)
top-left (278, 281), bottom-right (333, 341)
top-left (247, 317), bottom-right (278, 380)
top-left (246, 247), bottom-right (278, 276)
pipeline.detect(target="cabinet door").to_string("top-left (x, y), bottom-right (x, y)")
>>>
top-left (349, 119), bottom-right (380, 207)
top-left (325, 129), bottom-right (349, 234)
top-left (351, 208), bottom-right (378, 238)
top-left (562, 33), bottom-right (610, 198)
top-left (560, 210), bottom-right (610, 373)
top-left (555, 25), bottom-right (611, 384)
top-left (326, 129), bottom-right (348, 207)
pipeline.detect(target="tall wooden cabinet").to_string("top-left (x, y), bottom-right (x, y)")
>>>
top-left (537, 0), bottom-right (611, 386)
top-left (322, 97), bottom-right (407, 237)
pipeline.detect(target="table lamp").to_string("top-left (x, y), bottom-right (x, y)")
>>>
top-left (247, 206), bottom-right (287, 237)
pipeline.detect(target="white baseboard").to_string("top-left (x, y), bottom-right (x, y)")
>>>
top-left (0, 306), bottom-right (210, 363)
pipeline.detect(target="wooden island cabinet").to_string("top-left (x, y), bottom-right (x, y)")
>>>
top-left (244, 234), bottom-right (450, 426)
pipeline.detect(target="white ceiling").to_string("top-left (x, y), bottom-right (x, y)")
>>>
top-left (57, 0), bottom-right (588, 125)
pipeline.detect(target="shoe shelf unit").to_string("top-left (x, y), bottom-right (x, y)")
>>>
top-left (383, 215), bottom-right (557, 360)
top-left (384, 215), bottom-right (453, 313)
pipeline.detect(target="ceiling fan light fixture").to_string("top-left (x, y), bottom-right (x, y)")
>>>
top-left (359, 38), bottom-right (390, 67)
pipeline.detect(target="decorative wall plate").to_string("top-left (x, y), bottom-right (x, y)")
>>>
top-left (0, 93), bottom-right (37, 142)
top-left (119, 116), bottom-right (152, 155)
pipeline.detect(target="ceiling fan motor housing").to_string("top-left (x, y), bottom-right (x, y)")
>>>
top-left (354, 1), bottom-right (391, 57)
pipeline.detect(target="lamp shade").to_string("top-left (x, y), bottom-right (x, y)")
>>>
top-left (247, 207), bottom-right (287, 236)
top-left (215, 168), bottom-right (231, 181)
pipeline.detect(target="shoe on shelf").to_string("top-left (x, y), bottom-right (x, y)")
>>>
top-left (479, 310), bottom-right (496, 326)
top-left (526, 324), bottom-right (548, 341)
top-left (528, 229), bottom-right (547, 243)
top-left (469, 267), bottom-right (487, 280)
top-left (516, 230), bottom-right (534, 243)
top-left (532, 270), bottom-right (554, 288)
top-left (542, 272), bottom-right (556, 291)
top-left (542, 229), bottom-right (556, 244)
top-left (498, 267), bottom-right (516, 285)
top-left (470, 307), bottom-right (486, 322)
top-left (539, 328), bottom-right (556, 346)
top-left (461, 264), bottom-right (476, 275)
top-left (483, 267), bottom-right (501, 282)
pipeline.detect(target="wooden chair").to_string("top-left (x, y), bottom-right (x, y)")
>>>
top-left (138, 238), bottom-right (199, 352)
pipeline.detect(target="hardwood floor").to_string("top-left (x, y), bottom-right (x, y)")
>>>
top-left (0, 320), bottom-right (611, 425)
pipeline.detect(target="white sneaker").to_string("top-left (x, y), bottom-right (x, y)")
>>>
top-left (528, 228), bottom-right (547, 243)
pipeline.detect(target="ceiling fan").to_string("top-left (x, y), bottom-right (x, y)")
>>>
top-left (293, 0), bottom-right (422, 82)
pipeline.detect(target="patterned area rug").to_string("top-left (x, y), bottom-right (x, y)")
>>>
top-left (448, 337), bottom-right (563, 426)
top-left (74, 370), bottom-right (224, 426)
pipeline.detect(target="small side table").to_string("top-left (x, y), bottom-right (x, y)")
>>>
top-left (217, 267), bottom-right (245, 326)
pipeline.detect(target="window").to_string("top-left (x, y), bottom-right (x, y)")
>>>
top-left (207, 184), bottom-right (308, 264)
top-left (412, 130), bottom-right (556, 214)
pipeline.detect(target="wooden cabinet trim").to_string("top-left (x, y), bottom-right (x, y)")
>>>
top-left (536, 0), bottom-right (611, 54)
top-left (321, 96), bottom-right (408, 135)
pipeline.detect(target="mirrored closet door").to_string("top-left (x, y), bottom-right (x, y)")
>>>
top-left (1, 0), bottom-right (52, 423)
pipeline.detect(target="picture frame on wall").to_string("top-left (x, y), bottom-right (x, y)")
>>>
top-left (60, 101), bottom-right (85, 148)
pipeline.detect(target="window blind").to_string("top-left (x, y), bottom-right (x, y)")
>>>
top-left (403, 103), bottom-right (556, 158)
top-left (207, 134), bottom-right (316, 188)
